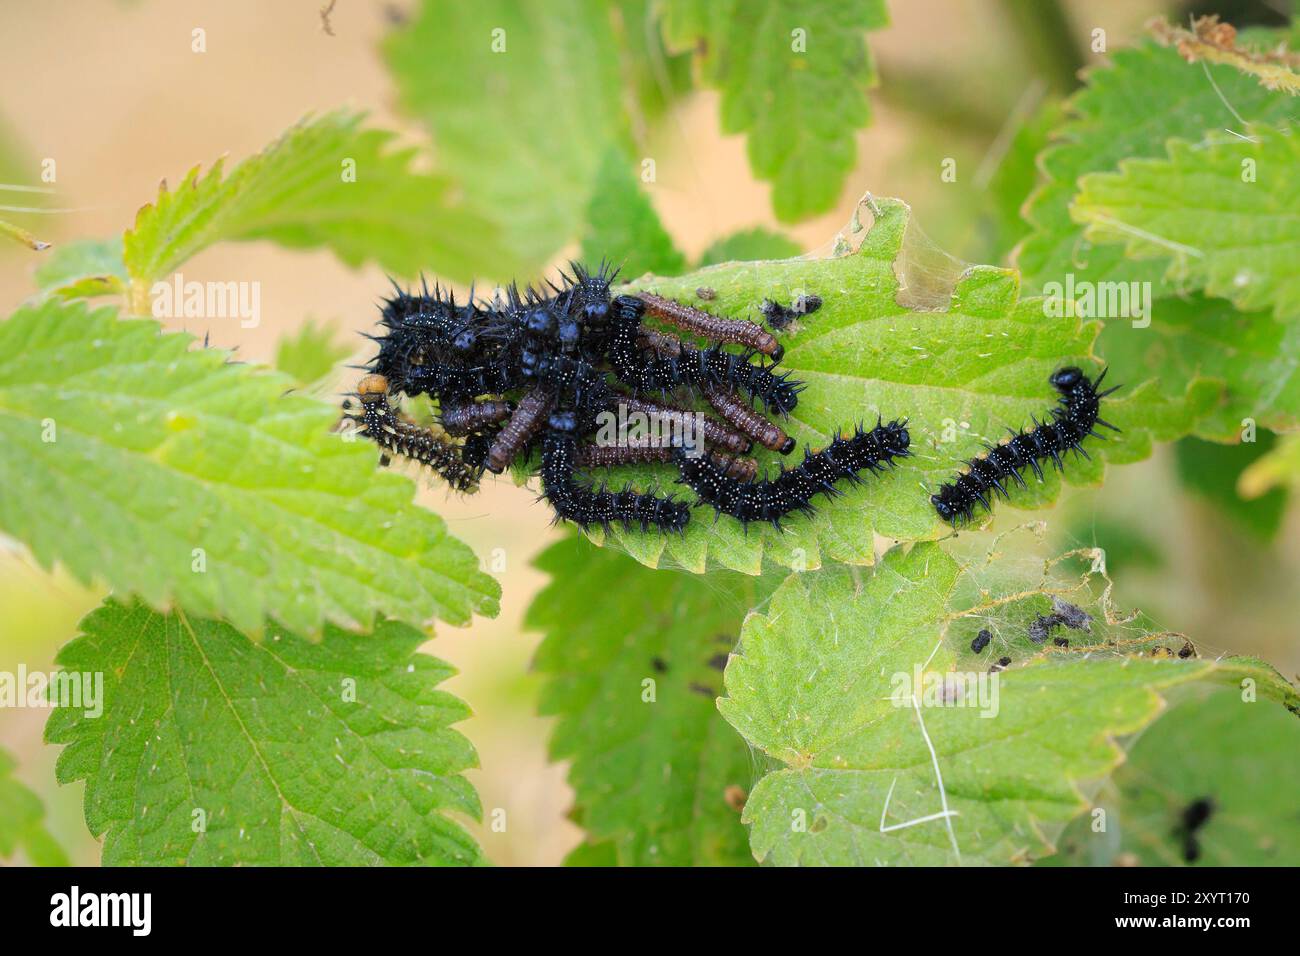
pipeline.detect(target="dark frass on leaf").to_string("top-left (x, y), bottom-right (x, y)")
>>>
top-left (1177, 797), bottom-right (1216, 863)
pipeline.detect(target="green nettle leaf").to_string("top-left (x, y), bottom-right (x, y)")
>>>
top-left (1072, 125), bottom-right (1300, 322)
top-left (386, 0), bottom-right (627, 273)
top-left (34, 237), bottom-right (127, 299)
top-left (697, 227), bottom-right (803, 267)
top-left (1096, 294), bottom-right (1300, 440)
top-left (718, 537), bottom-right (1299, 865)
top-left (529, 536), bottom-right (768, 866)
top-left (123, 110), bottom-right (503, 292)
top-left (1016, 41), bottom-right (1295, 295)
top-left (0, 298), bottom-right (499, 636)
top-left (661, 0), bottom-right (887, 222)
top-left (589, 197), bottom-right (1213, 574)
top-left (0, 746), bottom-right (68, 866)
top-left (580, 149), bottom-right (687, 279)
top-left (274, 318), bottom-right (352, 391)
top-left (1048, 690), bottom-right (1300, 866)
top-left (45, 600), bottom-right (483, 866)
top-left (1174, 433), bottom-right (1288, 542)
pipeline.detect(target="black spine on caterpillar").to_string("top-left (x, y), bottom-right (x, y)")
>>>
top-left (540, 430), bottom-right (692, 533)
top-left (675, 419), bottom-right (911, 529)
top-left (608, 296), bottom-right (803, 414)
top-left (930, 367), bottom-right (1120, 525)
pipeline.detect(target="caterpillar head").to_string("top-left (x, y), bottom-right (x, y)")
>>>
top-left (930, 492), bottom-right (959, 523)
top-left (1049, 367), bottom-right (1084, 392)
top-left (356, 373), bottom-right (390, 406)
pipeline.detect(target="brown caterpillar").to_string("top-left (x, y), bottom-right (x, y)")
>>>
top-left (702, 381), bottom-right (795, 454)
top-left (485, 388), bottom-right (555, 474)
top-left (576, 443), bottom-right (758, 481)
top-left (613, 394), bottom-right (753, 455)
top-left (638, 292), bottom-right (784, 360)
top-left (439, 399), bottom-right (513, 436)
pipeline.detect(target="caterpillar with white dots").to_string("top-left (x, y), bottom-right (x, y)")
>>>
top-left (930, 367), bottom-right (1120, 524)
top-left (676, 419), bottom-right (912, 530)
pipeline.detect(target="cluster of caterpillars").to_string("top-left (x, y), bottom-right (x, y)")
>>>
top-left (346, 262), bottom-right (1119, 534)
top-left (344, 263), bottom-right (909, 533)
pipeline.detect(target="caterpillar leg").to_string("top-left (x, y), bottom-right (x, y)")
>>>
top-left (541, 432), bottom-right (692, 533)
top-left (346, 374), bottom-right (479, 492)
top-left (636, 292), bottom-right (784, 361)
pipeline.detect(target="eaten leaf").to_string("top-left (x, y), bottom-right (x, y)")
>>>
top-left (717, 529), bottom-right (1298, 865)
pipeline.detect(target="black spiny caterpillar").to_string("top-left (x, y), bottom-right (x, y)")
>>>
top-left (931, 367), bottom-right (1120, 524)
top-left (676, 419), bottom-right (911, 529)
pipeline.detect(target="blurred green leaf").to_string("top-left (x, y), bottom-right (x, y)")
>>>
top-left (563, 838), bottom-right (619, 866)
top-left (386, 0), bottom-right (627, 274)
top-left (611, 0), bottom-right (695, 125)
top-left (1096, 294), bottom-right (1300, 440)
top-left (697, 227), bottom-right (803, 267)
top-left (0, 746), bottom-right (68, 866)
top-left (594, 197), bottom-right (1213, 574)
top-left (1074, 125), bottom-right (1300, 322)
top-left (1174, 433), bottom-right (1288, 542)
top-left (0, 298), bottom-right (499, 637)
top-left (1048, 689), bottom-right (1300, 866)
top-left (1059, 514), bottom-right (1165, 578)
top-left (661, 0), bottom-right (887, 222)
top-left (1239, 431), bottom-right (1300, 499)
top-left (983, 98), bottom-right (1062, 261)
top-left (123, 110), bottom-right (503, 291)
top-left (33, 237), bottom-right (127, 299)
top-left (719, 538), bottom-right (1299, 865)
top-left (580, 149), bottom-right (686, 279)
top-left (274, 318), bottom-right (351, 391)
top-left (1016, 41), bottom-right (1294, 295)
top-left (1013, 41), bottom-right (1300, 443)
top-left (530, 535), bottom-right (765, 866)
top-left (46, 601), bottom-right (483, 865)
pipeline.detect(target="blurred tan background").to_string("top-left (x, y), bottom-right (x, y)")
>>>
top-left (2, 0), bottom-right (1295, 866)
